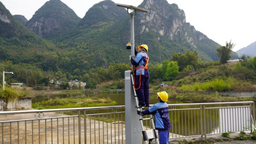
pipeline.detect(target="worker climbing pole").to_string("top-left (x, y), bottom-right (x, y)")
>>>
top-left (116, 3), bottom-right (159, 144)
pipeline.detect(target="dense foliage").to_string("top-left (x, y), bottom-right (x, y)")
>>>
top-left (1, 50), bottom-right (255, 91)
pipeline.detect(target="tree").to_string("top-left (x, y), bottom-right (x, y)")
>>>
top-left (171, 50), bottom-right (199, 71)
top-left (148, 63), bottom-right (161, 82)
top-left (216, 41), bottom-right (235, 64)
top-left (163, 61), bottom-right (179, 81)
top-left (161, 60), bottom-right (169, 78)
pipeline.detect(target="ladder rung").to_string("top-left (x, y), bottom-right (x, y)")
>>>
top-left (140, 117), bottom-right (151, 121)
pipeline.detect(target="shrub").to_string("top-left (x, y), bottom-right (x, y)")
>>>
top-left (179, 85), bottom-right (193, 91)
top-left (0, 87), bottom-right (26, 100)
top-left (222, 132), bottom-right (231, 138)
top-left (212, 79), bottom-right (231, 92)
top-left (179, 77), bottom-right (233, 92)
top-left (251, 129), bottom-right (256, 140)
top-left (192, 83), bottom-right (200, 91)
top-left (240, 131), bottom-right (246, 134)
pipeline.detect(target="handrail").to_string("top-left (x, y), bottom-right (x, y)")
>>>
top-left (0, 105), bottom-right (125, 115)
top-left (167, 101), bottom-right (254, 106)
top-left (0, 101), bottom-right (253, 115)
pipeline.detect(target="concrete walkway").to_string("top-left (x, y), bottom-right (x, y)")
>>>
top-left (215, 140), bottom-right (256, 144)
top-left (168, 133), bottom-right (256, 144)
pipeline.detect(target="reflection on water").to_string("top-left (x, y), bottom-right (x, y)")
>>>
top-left (170, 108), bottom-right (219, 136)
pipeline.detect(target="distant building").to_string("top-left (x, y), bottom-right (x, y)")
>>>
top-left (68, 80), bottom-right (86, 89)
top-left (11, 83), bottom-right (24, 88)
top-left (227, 59), bottom-right (243, 63)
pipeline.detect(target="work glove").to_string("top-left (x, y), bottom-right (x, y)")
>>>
top-left (137, 110), bottom-right (142, 115)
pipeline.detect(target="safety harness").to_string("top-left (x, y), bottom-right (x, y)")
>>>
top-left (131, 52), bottom-right (149, 90)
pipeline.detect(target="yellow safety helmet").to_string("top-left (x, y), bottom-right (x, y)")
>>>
top-left (157, 91), bottom-right (168, 102)
top-left (138, 44), bottom-right (148, 53)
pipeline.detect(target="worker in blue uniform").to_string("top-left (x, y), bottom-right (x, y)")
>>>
top-left (138, 91), bottom-right (171, 144)
top-left (131, 44), bottom-right (150, 107)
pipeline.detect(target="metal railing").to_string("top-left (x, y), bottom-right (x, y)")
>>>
top-left (0, 106), bottom-right (126, 144)
top-left (0, 101), bottom-right (255, 143)
top-left (169, 101), bottom-right (255, 140)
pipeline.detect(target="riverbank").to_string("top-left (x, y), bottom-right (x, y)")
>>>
top-left (24, 89), bottom-right (85, 97)
top-left (24, 88), bottom-right (255, 103)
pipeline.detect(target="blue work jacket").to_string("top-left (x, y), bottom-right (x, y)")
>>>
top-left (142, 102), bottom-right (171, 131)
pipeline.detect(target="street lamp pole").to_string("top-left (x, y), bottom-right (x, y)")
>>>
top-left (116, 3), bottom-right (149, 58)
top-left (116, 3), bottom-right (149, 144)
top-left (3, 71), bottom-right (14, 90)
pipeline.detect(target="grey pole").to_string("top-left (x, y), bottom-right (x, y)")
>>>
top-left (130, 13), bottom-right (135, 57)
top-left (125, 70), bottom-right (141, 144)
top-left (116, 3), bottom-right (149, 144)
top-left (2, 71), bottom-right (5, 90)
top-left (3, 71), bottom-right (14, 90)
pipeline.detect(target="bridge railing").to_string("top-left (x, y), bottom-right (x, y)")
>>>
top-left (169, 101), bottom-right (255, 140)
top-left (0, 101), bottom-right (254, 143)
top-left (0, 106), bottom-right (126, 144)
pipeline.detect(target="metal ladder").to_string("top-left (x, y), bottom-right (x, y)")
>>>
top-left (130, 73), bottom-right (159, 144)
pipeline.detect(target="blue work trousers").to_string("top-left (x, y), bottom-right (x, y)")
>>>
top-left (135, 75), bottom-right (149, 107)
top-left (158, 130), bottom-right (170, 144)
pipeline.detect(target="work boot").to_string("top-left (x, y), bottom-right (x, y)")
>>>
top-left (139, 104), bottom-right (146, 109)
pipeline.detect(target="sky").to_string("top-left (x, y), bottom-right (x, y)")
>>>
top-left (1, 0), bottom-right (256, 51)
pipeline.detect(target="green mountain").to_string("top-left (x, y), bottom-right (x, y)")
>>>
top-left (26, 0), bottom-right (80, 39)
top-left (236, 41), bottom-right (256, 57)
top-left (0, 2), bottom-right (56, 69)
top-left (0, 0), bottom-right (239, 76)
top-left (78, 0), bottom-right (127, 29)
top-left (49, 0), bottom-right (238, 72)
top-left (13, 15), bottom-right (27, 25)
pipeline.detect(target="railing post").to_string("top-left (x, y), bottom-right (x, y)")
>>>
top-left (200, 105), bottom-right (206, 140)
top-left (200, 105), bottom-right (203, 139)
top-left (254, 102), bottom-right (255, 127)
top-left (203, 105), bottom-right (206, 140)
top-left (251, 103), bottom-right (255, 133)
top-left (78, 110), bottom-right (81, 144)
top-left (84, 110), bottom-right (87, 144)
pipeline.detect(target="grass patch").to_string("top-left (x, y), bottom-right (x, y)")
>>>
top-left (179, 77), bottom-right (234, 92)
top-left (32, 97), bottom-right (116, 109)
top-left (60, 89), bottom-right (85, 95)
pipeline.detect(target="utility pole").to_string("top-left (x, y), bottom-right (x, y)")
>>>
top-left (116, 3), bottom-right (148, 58)
top-left (3, 71), bottom-right (14, 90)
top-left (116, 3), bottom-right (149, 144)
